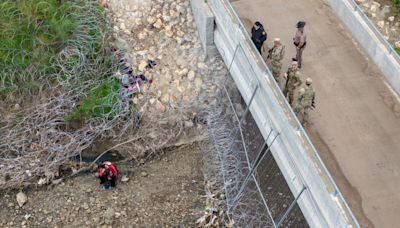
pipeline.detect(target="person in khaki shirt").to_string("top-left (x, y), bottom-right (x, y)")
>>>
top-left (267, 38), bottom-right (285, 83)
top-left (293, 21), bottom-right (307, 68)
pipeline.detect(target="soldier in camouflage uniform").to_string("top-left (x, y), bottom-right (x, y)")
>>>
top-left (268, 38), bottom-right (285, 83)
top-left (294, 78), bottom-right (316, 125)
top-left (283, 61), bottom-right (302, 106)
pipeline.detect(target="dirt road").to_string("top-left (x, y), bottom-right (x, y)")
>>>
top-left (0, 145), bottom-right (204, 227)
top-left (232, 0), bottom-right (400, 227)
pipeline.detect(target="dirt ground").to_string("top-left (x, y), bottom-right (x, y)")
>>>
top-left (0, 144), bottom-right (205, 228)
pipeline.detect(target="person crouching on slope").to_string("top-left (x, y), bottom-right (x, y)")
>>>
top-left (98, 161), bottom-right (118, 190)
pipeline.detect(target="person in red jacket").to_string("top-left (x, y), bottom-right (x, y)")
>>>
top-left (98, 161), bottom-right (118, 189)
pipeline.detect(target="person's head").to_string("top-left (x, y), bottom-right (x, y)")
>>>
top-left (274, 38), bottom-right (281, 47)
top-left (254, 21), bottom-right (262, 30)
top-left (296, 21), bottom-right (306, 31)
top-left (291, 61), bottom-right (298, 70)
top-left (305, 78), bottom-right (313, 86)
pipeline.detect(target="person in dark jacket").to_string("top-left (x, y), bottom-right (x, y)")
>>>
top-left (251, 21), bottom-right (267, 54)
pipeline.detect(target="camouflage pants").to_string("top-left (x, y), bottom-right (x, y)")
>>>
top-left (294, 104), bottom-right (311, 124)
top-left (271, 62), bottom-right (281, 83)
top-left (283, 87), bottom-right (295, 106)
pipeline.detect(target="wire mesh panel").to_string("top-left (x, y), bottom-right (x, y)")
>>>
top-left (201, 74), bottom-right (308, 227)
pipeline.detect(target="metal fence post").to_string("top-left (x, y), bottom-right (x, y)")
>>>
top-left (276, 186), bottom-right (307, 227)
top-left (232, 132), bottom-right (280, 204)
top-left (239, 84), bottom-right (259, 126)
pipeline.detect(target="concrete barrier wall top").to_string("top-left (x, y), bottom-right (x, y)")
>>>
top-left (328, 0), bottom-right (400, 95)
top-left (207, 0), bottom-right (360, 227)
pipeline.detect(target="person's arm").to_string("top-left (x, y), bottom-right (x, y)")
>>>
top-left (260, 31), bottom-right (267, 43)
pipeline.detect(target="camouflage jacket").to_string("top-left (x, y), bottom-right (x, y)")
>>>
top-left (285, 68), bottom-right (302, 90)
top-left (298, 85), bottom-right (315, 107)
top-left (270, 45), bottom-right (285, 65)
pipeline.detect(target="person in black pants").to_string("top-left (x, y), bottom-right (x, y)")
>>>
top-left (251, 21), bottom-right (267, 54)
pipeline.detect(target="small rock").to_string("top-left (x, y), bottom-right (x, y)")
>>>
top-left (154, 19), bottom-right (163, 29)
top-left (120, 23), bottom-right (126, 30)
top-left (395, 41), bottom-right (400, 49)
top-left (187, 70), bottom-right (195, 81)
top-left (121, 175), bottom-right (129, 182)
top-left (138, 61), bottom-right (148, 72)
top-left (194, 78), bottom-right (203, 87)
top-left (16, 192), bottom-right (28, 207)
top-left (138, 31), bottom-right (147, 40)
top-left (104, 207), bottom-right (115, 223)
top-left (184, 121), bottom-right (194, 128)
top-left (388, 16), bottom-right (395, 22)
top-left (115, 212), bottom-right (121, 219)
top-left (147, 16), bottom-right (156, 24)
top-left (82, 203), bottom-right (89, 210)
top-left (14, 103), bottom-right (21, 110)
top-left (51, 178), bottom-right (63, 185)
top-left (377, 20), bottom-right (385, 29)
top-left (370, 5), bottom-right (378, 13)
top-left (140, 171), bottom-right (148, 177)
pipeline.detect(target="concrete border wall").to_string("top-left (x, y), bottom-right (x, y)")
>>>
top-left (202, 0), bottom-right (360, 227)
top-left (327, 0), bottom-right (400, 95)
top-left (190, 0), bottom-right (218, 57)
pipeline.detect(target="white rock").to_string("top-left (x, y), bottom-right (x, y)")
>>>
top-left (388, 16), bottom-right (395, 22)
top-left (194, 77), bottom-right (203, 87)
top-left (161, 94), bottom-right (170, 103)
top-left (395, 41), bottom-right (400, 49)
top-left (370, 5), bottom-right (378, 13)
top-left (170, 10), bottom-right (179, 18)
top-left (135, 18), bottom-right (143, 26)
top-left (165, 29), bottom-right (174, 38)
top-left (138, 31), bottom-right (147, 40)
top-left (177, 30), bottom-right (185, 37)
top-left (156, 101), bottom-right (166, 112)
top-left (147, 16), bottom-right (157, 24)
top-left (188, 70), bottom-right (195, 81)
top-left (120, 23), bottom-right (126, 30)
top-left (16, 192), bottom-right (28, 207)
top-left (177, 86), bottom-right (186, 93)
top-left (121, 175), bottom-right (129, 182)
top-left (185, 121), bottom-right (194, 128)
top-left (138, 61), bottom-right (148, 72)
top-left (377, 20), bottom-right (385, 29)
top-left (154, 19), bottom-right (163, 29)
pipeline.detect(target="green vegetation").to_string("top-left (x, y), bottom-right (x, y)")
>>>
top-left (394, 0), bottom-right (400, 10)
top-left (395, 47), bottom-right (400, 55)
top-left (65, 79), bottom-right (121, 121)
top-left (0, 0), bottom-right (121, 121)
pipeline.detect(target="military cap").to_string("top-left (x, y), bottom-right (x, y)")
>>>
top-left (306, 78), bottom-right (313, 84)
top-left (274, 38), bottom-right (281, 42)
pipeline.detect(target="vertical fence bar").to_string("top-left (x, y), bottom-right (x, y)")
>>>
top-left (239, 84), bottom-right (259, 126)
top-left (232, 132), bottom-right (280, 204)
top-left (276, 186), bottom-right (307, 227)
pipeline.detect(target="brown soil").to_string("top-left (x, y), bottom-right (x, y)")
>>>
top-left (0, 144), bottom-right (205, 228)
